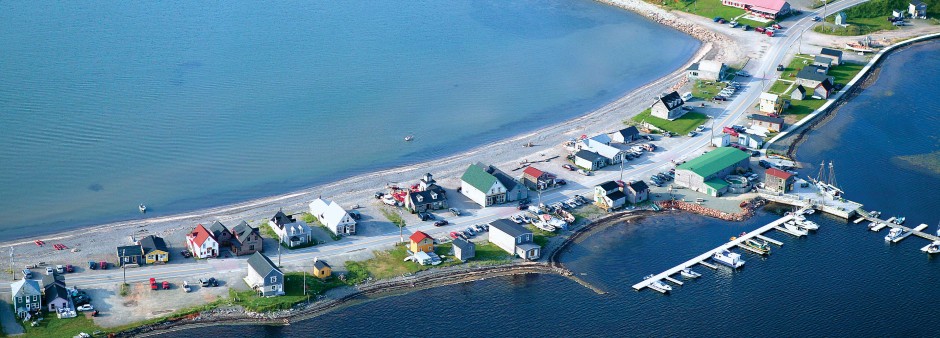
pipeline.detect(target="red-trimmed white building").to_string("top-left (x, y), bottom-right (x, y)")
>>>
top-left (722, 0), bottom-right (791, 19)
top-left (186, 224), bottom-right (219, 259)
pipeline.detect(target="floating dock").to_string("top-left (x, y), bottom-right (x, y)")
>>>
top-left (632, 214), bottom-right (795, 291)
top-left (755, 235), bottom-right (783, 246)
top-left (863, 217), bottom-right (939, 242)
top-left (870, 222), bottom-right (887, 232)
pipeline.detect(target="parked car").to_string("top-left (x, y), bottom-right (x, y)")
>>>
top-left (180, 250), bottom-right (193, 258)
top-left (88, 261), bottom-right (97, 270)
top-left (66, 264), bottom-right (74, 273)
top-left (562, 164), bottom-right (576, 171)
top-left (418, 212), bottom-right (432, 221)
top-left (72, 294), bottom-right (90, 306)
top-left (687, 131), bottom-right (697, 137)
top-left (55, 265), bottom-right (65, 274)
top-left (577, 169), bottom-right (592, 176)
top-left (556, 179), bottom-right (567, 185)
top-left (777, 64), bottom-right (784, 71)
top-left (182, 281), bottom-right (192, 293)
top-left (77, 304), bottom-right (94, 312)
top-left (755, 26), bottom-right (766, 33)
top-left (373, 192), bottom-right (384, 199)
top-left (449, 232), bottom-right (460, 240)
top-left (22, 268), bottom-right (32, 278)
top-left (150, 277), bottom-right (158, 290)
top-left (713, 16), bottom-right (722, 22)
top-left (433, 220), bottom-right (449, 227)
top-left (713, 96), bottom-right (727, 101)
top-left (736, 70), bottom-right (750, 77)
top-left (199, 278), bottom-right (218, 287)
top-left (741, 24), bottom-right (750, 31)
top-left (99, 261), bottom-right (107, 270)
top-left (449, 208), bottom-right (461, 216)
top-left (163, 281), bottom-right (170, 290)
top-left (465, 227), bottom-right (476, 236)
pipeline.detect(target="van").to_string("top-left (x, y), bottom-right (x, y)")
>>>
top-left (681, 92), bottom-right (693, 101)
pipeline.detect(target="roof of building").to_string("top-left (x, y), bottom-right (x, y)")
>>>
top-left (704, 178), bottom-right (730, 190)
top-left (461, 164), bottom-right (498, 192)
top-left (409, 231), bottom-right (432, 243)
top-left (188, 224), bottom-right (216, 247)
top-left (117, 245), bottom-right (144, 257)
top-left (309, 198), bottom-right (353, 227)
top-left (140, 235), bottom-right (168, 254)
top-left (656, 91), bottom-right (685, 110)
top-left (616, 126), bottom-right (640, 139)
top-left (408, 189), bottom-right (447, 205)
top-left (208, 221), bottom-right (229, 240)
top-left (766, 168), bottom-right (794, 180)
top-left (740, 0), bottom-right (790, 12)
top-left (628, 180), bottom-right (650, 192)
top-left (232, 221), bottom-right (258, 240)
top-left (820, 48), bottom-right (843, 58)
top-left (452, 237), bottom-right (474, 251)
top-left (814, 55), bottom-right (834, 65)
top-left (686, 62), bottom-right (699, 71)
top-left (606, 190), bottom-right (627, 201)
top-left (11, 279), bottom-right (41, 297)
top-left (270, 211), bottom-right (295, 228)
top-left (489, 166), bottom-right (520, 192)
top-left (522, 166), bottom-right (545, 179)
top-left (598, 181), bottom-right (620, 191)
top-left (793, 85), bottom-right (806, 95)
top-left (751, 114), bottom-right (785, 124)
top-left (489, 218), bottom-right (530, 238)
top-left (589, 134), bottom-right (612, 145)
top-left (37, 273), bottom-right (65, 289)
top-left (588, 141), bottom-right (624, 161)
top-left (797, 66), bottom-right (830, 82)
top-left (45, 283), bottom-right (69, 303)
top-left (246, 252), bottom-right (281, 278)
top-left (911, 0), bottom-right (925, 6)
top-left (698, 60), bottom-right (725, 73)
top-left (835, 11), bottom-right (847, 18)
top-left (575, 149), bottom-right (603, 162)
top-left (314, 260), bottom-right (331, 270)
top-left (677, 147), bottom-right (750, 177)
top-left (760, 92), bottom-right (779, 101)
top-left (817, 78), bottom-right (834, 91)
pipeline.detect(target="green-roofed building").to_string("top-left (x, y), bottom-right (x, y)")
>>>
top-left (675, 147), bottom-right (750, 196)
top-left (460, 163), bottom-right (508, 207)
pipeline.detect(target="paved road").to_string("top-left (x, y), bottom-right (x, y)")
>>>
top-left (0, 0), bottom-right (871, 292)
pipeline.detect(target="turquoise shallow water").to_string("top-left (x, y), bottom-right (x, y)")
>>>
top-left (0, 0), bottom-right (699, 239)
top-left (173, 41), bottom-right (940, 337)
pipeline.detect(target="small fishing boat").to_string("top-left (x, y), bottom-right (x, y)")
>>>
top-left (139, 204), bottom-right (147, 213)
top-left (680, 268), bottom-right (701, 279)
top-left (893, 216), bottom-right (906, 225)
top-left (804, 209), bottom-right (815, 215)
top-left (404, 135), bottom-right (414, 142)
top-left (644, 274), bottom-right (672, 293)
top-left (712, 250), bottom-right (745, 269)
top-left (784, 220), bottom-right (808, 236)
top-left (869, 210), bottom-right (881, 218)
top-left (924, 241), bottom-right (940, 254)
top-left (884, 227), bottom-right (908, 242)
top-left (744, 239), bottom-right (772, 255)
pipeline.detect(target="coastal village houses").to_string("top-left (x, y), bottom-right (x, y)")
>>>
top-left (595, 181), bottom-right (627, 211)
top-left (186, 223), bottom-right (219, 259)
top-left (720, 0), bottom-right (791, 19)
top-left (245, 252), bottom-right (284, 297)
top-left (820, 48), bottom-right (843, 64)
top-left (521, 166), bottom-right (556, 191)
top-left (313, 259), bottom-right (332, 279)
top-left (814, 79), bottom-right (834, 99)
top-left (578, 136), bottom-right (628, 165)
top-left (309, 198), bottom-right (357, 236)
top-left (11, 279), bottom-right (42, 318)
top-left (650, 91), bottom-right (686, 120)
top-left (140, 235), bottom-right (170, 264)
top-left (460, 163), bottom-right (528, 207)
top-left (612, 126), bottom-right (640, 143)
top-left (759, 92), bottom-right (784, 114)
top-left (230, 221), bottom-right (263, 256)
top-left (675, 147), bottom-right (750, 196)
top-left (269, 210), bottom-right (313, 248)
top-left (409, 230), bottom-right (434, 253)
top-left (116, 244), bottom-right (144, 267)
top-left (813, 55), bottom-right (833, 70)
top-left (403, 173), bottom-right (449, 214)
top-left (750, 114), bottom-right (785, 132)
top-left (686, 60), bottom-right (727, 81)
top-left (574, 149), bottom-right (606, 171)
top-left (796, 65), bottom-right (833, 88)
top-left (489, 219), bottom-right (541, 260)
top-left (910, 0), bottom-right (927, 19)
top-left (791, 85), bottom-right (806, 100)
top-left (452, 237), bottom-right (476, 262)
top-left (625, 180), bottom-right (650, 204)
top-left (765, 168), bottom-right (795, 193)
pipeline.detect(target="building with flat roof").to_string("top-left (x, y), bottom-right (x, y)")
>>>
top-left (675, 148), bottom-right (751, 196)
top-left (721, 0), bottom-right (791, 18)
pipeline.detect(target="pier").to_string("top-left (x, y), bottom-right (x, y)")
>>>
top-left (859, 215), bottom-right (940, 242)
top-left (632, 214), bottom-right (796, 291)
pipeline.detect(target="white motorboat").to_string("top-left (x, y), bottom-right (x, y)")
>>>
top-left (884, 227), bottom-right (909, 242)
top-left (923, 241), bottom-right (940, 254)
top-left (680, 268), bottom-right (702, 279)
top-left (784, 220), bottom-right (809, 236)
top-left (138, 204), bottom-right (147, 213)
top-left (404, 135), bottom-right (414, 142)
top-left (869, 210), bottom-right (881, 218)
top-left (712, 250), bottom-right (745, 269)
top-left (804, 209), bottom-right (816, 215)
top-left (509, 215), bottom-right (524, 224)
top-left (795, 217), bottom-right (819, 231)
top-left (644, 274), bottom-right (672, 293)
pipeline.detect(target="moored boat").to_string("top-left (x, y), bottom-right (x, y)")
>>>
top-left (680, 268), bottom-right (701, 279)
top-left (924, 241), bottom-right (940, 254)
top-left (745, 239), bottom-right (771, 255)
top-left (138, 204), bottom-right (147, 213)
top-left (784, 220), bottom-right (808, 236)
top-left (893, 216), bottom-right (906, 225)
top-left (795, 216), bottom-right (819, 231)
top-left (644, 274), bottom-right (672, 293)
top-left (712, 250), bottom-right (745, 268)
top-left (884, 227), bottom-right (908, 242)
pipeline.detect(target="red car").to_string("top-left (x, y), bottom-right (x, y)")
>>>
top-left (99, 261), bottom-right (107, 270)
top-left (755, 26), bottom-right (766, 33)
top-left (449, 232), bottom-right (460, 240)
top-left (149, 277), bottom-right (157, 290)
top-left (772, 23), bottom-right (782, 29)
top-left (162, 281), bottom-right (170, 290)
top-left (562, 164), bottom-right (576, 171)
top-left (65, 264), bottom-right (74, 273)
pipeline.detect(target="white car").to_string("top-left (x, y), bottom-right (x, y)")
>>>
top-left (77, 304), bottom-right (94, 312)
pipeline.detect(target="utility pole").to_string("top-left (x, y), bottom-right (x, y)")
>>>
top-left (10, 247), bottom-right (14, 280)
top-left (122, 248), bottom-right (127, 285)
top-left (398, 209), bottom-right (405, 243)
top-left (277, 242), bottom-right (282, 267)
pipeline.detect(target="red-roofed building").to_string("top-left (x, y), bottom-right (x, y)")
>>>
top-left (721, 0), bottom-right (791, 18)
top-left (764, 168), bottom-right (795, 193)
top-left (521, 166), bottom-right (556, 190)
top-left (409, 231), bottom-right (434, 253)
top-left (186, 224), bottom-right (219, 259)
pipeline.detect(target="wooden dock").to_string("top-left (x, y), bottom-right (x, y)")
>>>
top-left (632, 215), bottom-right (796, 291)
top-left (863, 217), bottom-right (939, 242)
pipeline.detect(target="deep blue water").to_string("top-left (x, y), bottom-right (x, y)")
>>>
top-left (0, 0), bottom-right (699, 239)
top-left (172, 42), bottom-right (940, 336)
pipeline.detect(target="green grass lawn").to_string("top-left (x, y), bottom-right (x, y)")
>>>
top-left (302, 213), bottom-right (340, 241)
top-left (21, 314), bottom-right (103, 338)
top-left (735, 17), bottom-right (772, 28)
top-left (768, 80), bottom-right (794, 95)
top-left (230, 272), bottom-right (347, 312)
top-left (631, 109), bottom-right (709, 135)
top-left (829, 62), bottom-right (865, 85)
top-left (650, 0), bottom-right (745, 21)
top-left (691, 80), bottom-right (727, 100)
top-left (533, 235), bottom-right (550, 247)
top-left (780, 55), bottom-right (813, 79)
top-left (785, 98), bottom-right (827, 122)
top-left (525, 225), bottom-right (558, 239)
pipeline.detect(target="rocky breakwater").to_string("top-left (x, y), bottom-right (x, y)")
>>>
top-left (657, 197), bottom-right (767, 221)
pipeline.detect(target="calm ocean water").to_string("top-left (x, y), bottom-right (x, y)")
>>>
top-left (0, 0), bottom-right (699, 239)
top-left (173, 42), bottom-right (940, 336)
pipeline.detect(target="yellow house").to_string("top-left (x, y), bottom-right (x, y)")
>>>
top-left (140, 235), bottom-right (170, 264)
top-left (759, 92), bottom-right (783, 114)
top-left (313, 260), bottom-right (332, 279)
top-left (409, 231), bottom-right (434, 253)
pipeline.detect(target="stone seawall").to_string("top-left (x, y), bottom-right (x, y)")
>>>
top-left (656, 197), bottom-right (767, 221)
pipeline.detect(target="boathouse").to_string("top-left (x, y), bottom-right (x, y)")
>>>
top-left (674, 147), bottom-right (750, 196)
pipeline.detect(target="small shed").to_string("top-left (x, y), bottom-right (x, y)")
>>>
top-left (893, 9), bottom-right (905, 18)
top-left (712, 133), bottom-right (731, 147)
top-left (452, 238), bottom-right (476, 262)
top-left (814, 78), bottom-right (834, 99)
top-left (313, 260), bottom-right (332, 279)
top-left (791, 85), bottom-right (806, 100)
top-left (834, 12), bottom-right (848, 25)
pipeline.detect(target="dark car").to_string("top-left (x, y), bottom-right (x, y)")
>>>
top-left (73, 294), bottom-right (90, 306)
top-left (180, 250), bottom-right (193, 258)
top-left (200, 277), bottom-right (218, 287)
top-left (713, 16), bottom-right (722, 22)
top-left (556, 179), bottom-right (567, 185)
top-left (741, 24), bottom-right (750, 31)
top-left (88, 261), bottom-right (97, 270)
top-left (776, 64), bottom-right (784, 71)
top-left (418, 212), bottom-right (432, 221)
top-left (713, 96), bottom-right (728, 101)
top-left (562, 164), bottom-right (576, 171)
top-left (374, 192), bottom-right (384, 199)
top-left (433, 220), bottom-right (449, 227)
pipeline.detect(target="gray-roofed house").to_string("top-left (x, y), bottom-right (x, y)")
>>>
top-left (269, 210), bottom-right (312, 248)
top-left (574, 149), bottom-right (606, 171)
top-left (230, 221), bottom-right (263, 256)
top-left (686, 60), bottom-right (727, 81)
top-left (488, 219), bottom-right (541, 260)
top-left (594, 181), bottom-right (626, 211)
top-left (452, 238), bottom-right (476, 262)
top-left (814, 78), bottom-right (835, 99)
top-left (140, 235), bottom-right (170, 264)
top-left (208, 221), bottom-right (233, 247)
top-left (651, 91), bottom-right (686, 120)
top-left (117, 245), bottom-right (144, 267)
top-left (625, 180), bottom-right (650, 204)
top-left (910, 0), bottom-right (926, 18)
top-left (45, 283), bottom-right (71, 312)
top-left (309, 198), bottom-right (357, 236)
top-left (490, 166), bottom-right (529, 203)
top-left (791, 85), bottom-right (806, 100)
top-left (813, 55), bottom-right (834, 70)
top-left (893, 8), bottom-right (905, 18)
top-left (750, 114), bottom-right (785, 131)
top-left (612, 126), bottom-right (640, 143)
top-left (796, 65), bottom-right (833, 88)
top-left (460, 163), bottom-right (507, 207)
top-left (820, 48), bottom-right (843, 64)
top-left (11, 279), bottom-right (42, 318)
top-left (245, 252), bottom-right (284, 297)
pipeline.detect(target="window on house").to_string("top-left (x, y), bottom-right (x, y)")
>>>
top-left (249, 245), bottom-right (255, 251)
top-left (270, 276), bottom-right (277, 283)
top-left (17, 296), bottom-right (22, 303)
top-left (33, 295), bottom-right (38, 301)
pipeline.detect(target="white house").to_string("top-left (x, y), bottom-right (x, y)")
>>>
top-left (579, 138), bottom-right (627, 165)
top-left (594, 181), bottom-right (626, 211)
top-left (185, 224), bottom-right (219, 259)
top-left (309, 198), bottom-right (356, 236)
top-left (244, 252), bottom-right (284, 297)
top-left (650, 91), bottom-right (686, 120)
top-left (686, 60), bottom-right (727, 81)
top-left (574, 149), bottom-right (606, 171)
top-left (488, 219), bottom-right (541, 260)
top-left (269, 211), bottom-right (312, 248)
top-left (460, 164), bottom-right (507, 207)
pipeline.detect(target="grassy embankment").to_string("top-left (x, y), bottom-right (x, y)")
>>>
top-left (814, 0), bottom-right (940, 36)
top-left (20, 299), bottom-right (226, 338)
top-left (766, 55), bottom-right (865, 122)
